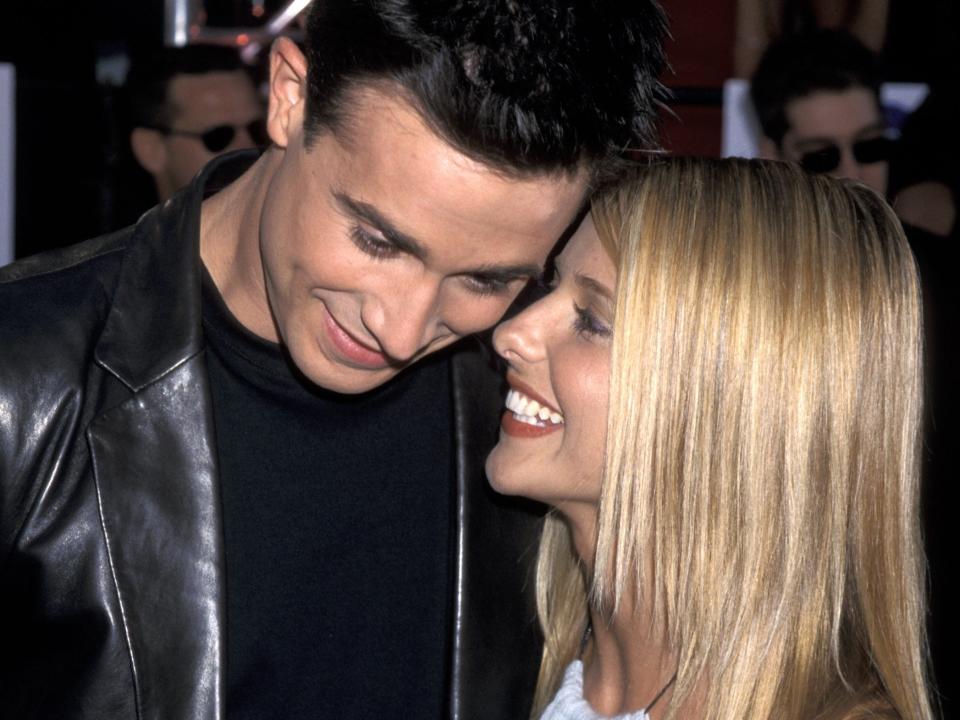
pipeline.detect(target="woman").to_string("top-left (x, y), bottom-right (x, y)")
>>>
top-left (486, 158), bottom-right (933, 719)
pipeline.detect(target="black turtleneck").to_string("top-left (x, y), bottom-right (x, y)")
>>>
top-left (201, 268), bottom-right (453, 718)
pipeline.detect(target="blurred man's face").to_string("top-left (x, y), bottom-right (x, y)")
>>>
top-left (156, 70), bottom-right (265, 198)
top-left (777, 87), bottom-right (890, 196)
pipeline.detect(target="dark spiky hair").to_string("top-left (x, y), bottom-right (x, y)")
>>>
top-left (302, 0), bottom-right (668, 184)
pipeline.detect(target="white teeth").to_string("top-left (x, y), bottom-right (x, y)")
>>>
top-left (504, 388), bottom-right (564, 426)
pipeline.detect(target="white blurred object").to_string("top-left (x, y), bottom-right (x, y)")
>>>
top-left (1, 63), bottom-right (14, 267)
top-left (722, 78), bottom-right (930, 159)
top-left (164, 0), bottom-right (311, 62)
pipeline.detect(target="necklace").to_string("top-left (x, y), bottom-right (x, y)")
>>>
top-left (578, 624), bottom-right (678, 716)
top-left (643, 671), bottom-right (676, 714)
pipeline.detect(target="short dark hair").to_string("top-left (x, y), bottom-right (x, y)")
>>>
top-left (125, 44), bottom-right (250, 129)
top-left (301, 0), bottom-right (668, 183)
top-left (750, 30), bottom-right (883, 146)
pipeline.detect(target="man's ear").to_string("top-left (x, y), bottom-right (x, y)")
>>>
top-left (130, 127), bottom-right (168, 175)
top-left (758, 136), bottom-right (782, 160)
top-left (267, 36), bottom-right (308, 149)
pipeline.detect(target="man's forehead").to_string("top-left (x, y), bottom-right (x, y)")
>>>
top-left (314, 96), bottom-right (584, 222)
top-left (167, 70), bottom-right (259, 117)
top-left (785, 86), bottom-right (883, 134)
top-left (322, 83), bottom-right (590, 196)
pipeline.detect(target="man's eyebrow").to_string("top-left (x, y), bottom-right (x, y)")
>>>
top-left (468, 263), bottom-right (544, 282)
top-left (334, 190), bottom-right (542, 280)
top-left (575, 273), bottom-right (614, 304)
top-left (333, 191), bottom-right (428, 260)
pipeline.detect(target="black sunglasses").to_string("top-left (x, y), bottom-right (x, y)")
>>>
top-left (150, 119), bottom-right (269, 153)
top-left (798, 136), bottom-right (893, 174)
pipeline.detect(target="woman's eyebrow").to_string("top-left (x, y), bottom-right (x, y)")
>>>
top-left (574, 273), bottom-right (613, 303)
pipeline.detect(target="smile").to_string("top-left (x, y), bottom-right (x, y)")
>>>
top-left (321, 305), bottom-right (390, 369)
top-left (505, 388), bottom-right (564, 426)
top-left (500, 380), bottom-right (564, 438)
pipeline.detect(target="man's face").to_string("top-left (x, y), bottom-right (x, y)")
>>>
top-left (777, 86), bottom-right (889, 195)
top-left (159, 70), bottom-right (264, 195)
top-left (258, 84), bottom-right (588, 394)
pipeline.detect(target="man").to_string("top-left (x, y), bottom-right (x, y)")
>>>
top-left (127, 44), bottom-right (266, 201)
top-left (0, 1), bottom-right (667, 718)
top-left (750, 29), bottom-right (892, 195)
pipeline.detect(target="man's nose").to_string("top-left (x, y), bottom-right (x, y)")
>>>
top-left (364, 281), bottom-right (442, 363)
top-left (837, 146), bottom-right (862, 181)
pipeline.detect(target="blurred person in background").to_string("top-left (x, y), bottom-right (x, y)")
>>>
top-left (890, 82), bottom-right (958, 238)
top-left (127, 44), bottom-right (266, 202)
top-left (750, 29), bottom-right (891, 196)
top-left (752, 28), bottom-right (955, 719)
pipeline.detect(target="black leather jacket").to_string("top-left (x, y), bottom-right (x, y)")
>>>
top-left (0, 156), bottom-right (543, 719)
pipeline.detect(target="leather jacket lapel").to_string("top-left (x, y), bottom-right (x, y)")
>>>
top-left (87, 160), bottom-right (232, 719)
top-left (449, 341), bottom-right (544, 720)
top-left (95, 187), bottom-right (204, 393)
top-left (88, 358), bottom-right (225, 720)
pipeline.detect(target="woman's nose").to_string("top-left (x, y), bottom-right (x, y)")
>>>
top-left (492, 299), bottom-right (550, 366)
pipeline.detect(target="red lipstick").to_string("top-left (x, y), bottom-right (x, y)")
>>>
top-left (501, 375), bottom-right (564, 439)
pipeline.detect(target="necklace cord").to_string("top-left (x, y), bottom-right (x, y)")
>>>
top-left (644, 671), bottom-right (677, 714)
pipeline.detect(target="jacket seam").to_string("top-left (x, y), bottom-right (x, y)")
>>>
top-left (88, 426), bottom-right (144, 720)
top-left (0, 244), bottom-right (127, 285)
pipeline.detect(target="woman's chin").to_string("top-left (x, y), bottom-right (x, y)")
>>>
top-left (484, 445), bottom-right (523, 497)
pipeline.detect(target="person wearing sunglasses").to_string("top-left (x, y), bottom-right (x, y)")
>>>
top-left (750, 29), bottom-right (891, 196)
top-left (128, 44), bottom-right (266, 202)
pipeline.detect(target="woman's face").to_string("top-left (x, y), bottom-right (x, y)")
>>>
top-left (485, 215), bottom-right (614, 514)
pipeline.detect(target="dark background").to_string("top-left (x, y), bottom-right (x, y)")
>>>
top-left (3, 0), bottom-right (958, 257)
top-left (1, 0), bottom-right (956, 716)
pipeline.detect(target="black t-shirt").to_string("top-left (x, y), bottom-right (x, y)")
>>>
top-left (201, 269), bottom-right (454, 718)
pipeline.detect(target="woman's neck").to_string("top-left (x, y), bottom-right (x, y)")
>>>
top-left (565, 511), bottom-right (678, 718)
top-left (580, 601), bottom-right (676, 718)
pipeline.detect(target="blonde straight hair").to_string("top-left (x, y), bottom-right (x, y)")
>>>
top-left (531, 158), bottom-right (932, 720)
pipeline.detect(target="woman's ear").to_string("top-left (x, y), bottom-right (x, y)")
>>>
top-left (267, 36), bottom-right (309, 149)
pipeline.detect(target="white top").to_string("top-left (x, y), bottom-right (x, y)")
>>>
top-left (539, 661), bottom-right (651, 720)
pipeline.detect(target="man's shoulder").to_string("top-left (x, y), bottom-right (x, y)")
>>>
top-left (1, 228), bottom-right (131, 346)
top-left (0, 225), bottom-right (131, 286)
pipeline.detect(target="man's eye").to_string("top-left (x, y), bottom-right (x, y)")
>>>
top-left (464, 275), bottom-right (512, 296)
top-left (350, 225), bottom-right (398, 259)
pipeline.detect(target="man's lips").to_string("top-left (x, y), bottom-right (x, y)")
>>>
top-left (321, 305), bottom-right (390, 368)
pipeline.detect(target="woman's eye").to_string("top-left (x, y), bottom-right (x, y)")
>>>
top-left (350, 225), bottom-right (398, 259)
top-left (572, 304), bottom-right (612, 339)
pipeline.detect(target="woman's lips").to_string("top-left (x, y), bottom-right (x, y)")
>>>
top-left (501, 376), bottom-right (564, 438)
top-left (321, 305), bottom-right (390, 368)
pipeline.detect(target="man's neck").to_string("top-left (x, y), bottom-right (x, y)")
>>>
top-left (199, 151), bottom-right (281, 343)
